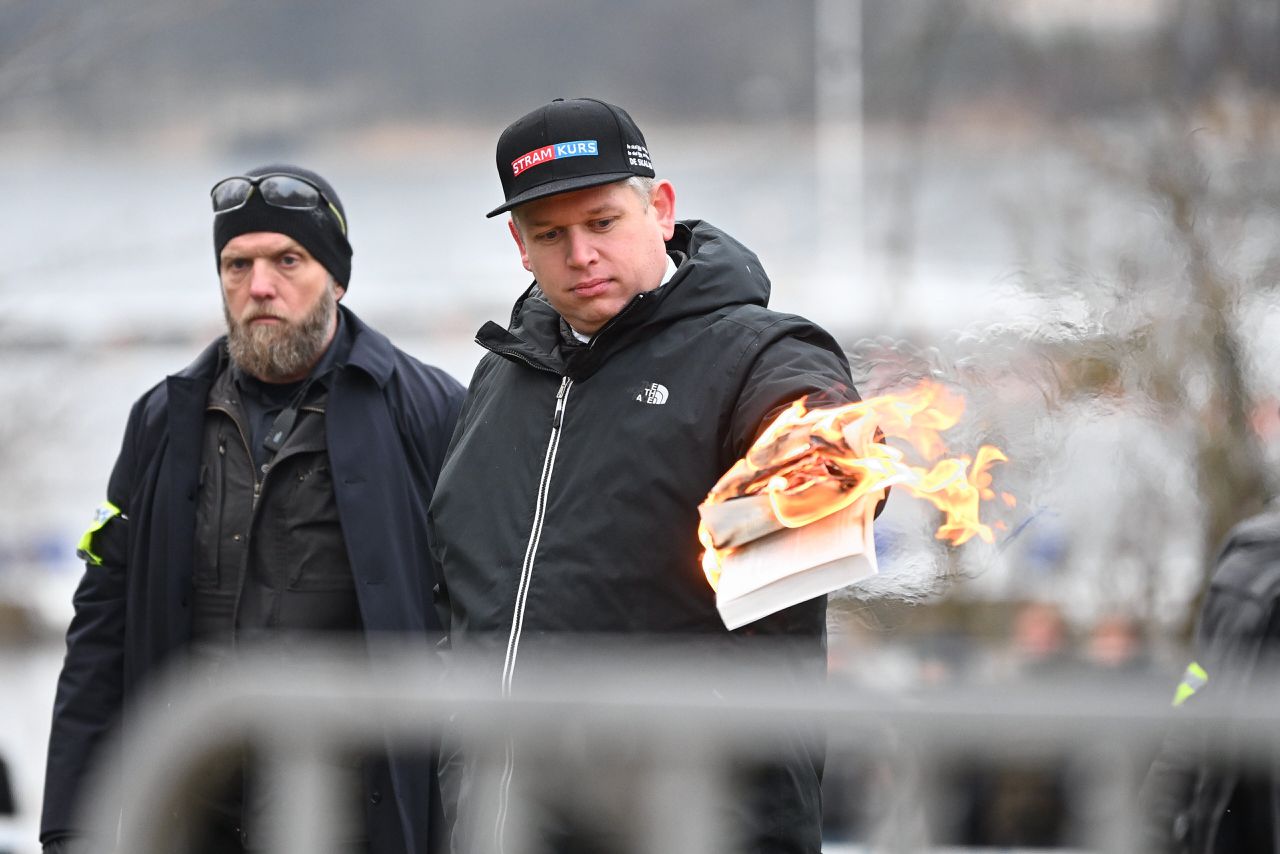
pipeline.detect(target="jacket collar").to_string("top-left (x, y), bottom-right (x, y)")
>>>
top-left (336, 305), bottom-right (397, 388)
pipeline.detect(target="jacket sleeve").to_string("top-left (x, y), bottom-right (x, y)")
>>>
top-left (1140, 659), bottom-right (1211, 851)
top-left (721, 317), bottom-right (860, 642)
top-left (40, 398), bottom-right (143, 842)
top-left (392, 361), bottom-right (466, 499)
top-left (389, 360), bottom-right (467, 633)
top-left (726, 315), bottom-right (857, 461)
top-left (1139, 530), bottom-right (1280, 851)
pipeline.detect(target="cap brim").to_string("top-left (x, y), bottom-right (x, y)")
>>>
top-left (485, 171), bottom-right (639, 218)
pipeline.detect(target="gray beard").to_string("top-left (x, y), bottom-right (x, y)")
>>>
top-left (224, 285), bottom-right (336, 382)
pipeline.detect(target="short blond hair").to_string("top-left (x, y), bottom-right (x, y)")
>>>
top-left (511, 176), bottom-right (658, 232)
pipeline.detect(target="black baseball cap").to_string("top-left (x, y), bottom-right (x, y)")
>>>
top-left (487, 98), bottom-right (656, 218)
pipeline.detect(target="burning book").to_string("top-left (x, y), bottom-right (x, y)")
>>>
top-left (698, 381), bottom-right (1012, 630)
top-left (702, 495), bottom-right (879, 630)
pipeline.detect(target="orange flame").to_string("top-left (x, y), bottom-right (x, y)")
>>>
top-left (699, 381), bottom-right (1010, 590)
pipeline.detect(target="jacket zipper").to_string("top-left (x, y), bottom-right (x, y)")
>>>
top-left (495, 375), bottom-right (570, 852)
top-left (585, 290), bottom-right (646, 348)
top-left (209, 404), bottom-right (263, 508)
top-left (208, 404), bottom-right (274, 647)
top-left (501, 374), bottom-right (571, 693)
top-left (482, 341), bottom-right (555, 373)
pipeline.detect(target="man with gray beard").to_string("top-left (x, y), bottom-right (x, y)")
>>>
top-left (41, 164), bottom-right (465, 854)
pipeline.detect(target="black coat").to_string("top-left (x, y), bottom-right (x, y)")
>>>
top-left (429, 221), bottom-right (857, 853)
top-left (1143, 508), bottom-right (1280, 852)
top-left (42, 306), bottom-right (465, 852)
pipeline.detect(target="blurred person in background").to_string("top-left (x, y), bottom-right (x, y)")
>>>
top-left (1084, 612), bottom-right (1150, 676)
top-left (939, 600), bottom-right (1076, 848)
top-left (427, 97), bottom-right (862, 853)
top-left (40, 164), bottom-right (465, 854)
top-left (1143, 506), bottom-right (1280, 853)
top-left (1008, 599), bottom-right (1074, 679)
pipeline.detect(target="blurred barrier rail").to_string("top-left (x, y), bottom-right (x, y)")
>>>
top-left (73, 642), bottom-right (1273, 853)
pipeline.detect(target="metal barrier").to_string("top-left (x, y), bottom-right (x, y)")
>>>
top-left (72, 641), bottom-right (1280, 854)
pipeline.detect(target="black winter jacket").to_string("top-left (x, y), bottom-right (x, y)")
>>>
top-left (428, 221), bottom-right (857, 853)
top-left (42, 306), bottom-right (465, 853)
top-left (1143, 508), bottom-right (1280, 852)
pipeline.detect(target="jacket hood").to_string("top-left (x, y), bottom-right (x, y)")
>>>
top-left (477, 220), bottom-right (773, 376)
top-left (651, 219), bottom-right (772, 322)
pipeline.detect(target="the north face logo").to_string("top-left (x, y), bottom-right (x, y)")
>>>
top-left (636, 382), bottom-right (669, 405)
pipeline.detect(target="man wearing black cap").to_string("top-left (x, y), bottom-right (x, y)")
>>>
top-left (429, 100), bottom-right (859, 852)
top-left (41, 164), bottom-right (465, 854)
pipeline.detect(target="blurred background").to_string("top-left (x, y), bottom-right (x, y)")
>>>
top-left (2, 0), bottom-right (1280, 849)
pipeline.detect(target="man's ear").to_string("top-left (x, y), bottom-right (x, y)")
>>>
top-left (335, 283), bottom-right (347, 301)
top-left (508, 218), bottom-right (533, 273)
top-left (651, 179), bottom-right (677, 241)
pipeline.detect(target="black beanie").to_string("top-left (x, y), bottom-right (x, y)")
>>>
top-left (213, 163), bottom-right (354, 287)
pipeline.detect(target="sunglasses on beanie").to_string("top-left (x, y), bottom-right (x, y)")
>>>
top-left (210, 173), bottom-right (348, 236)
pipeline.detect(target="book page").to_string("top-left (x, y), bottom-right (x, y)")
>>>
top-left (716, 499), bottom-right (878, 629)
